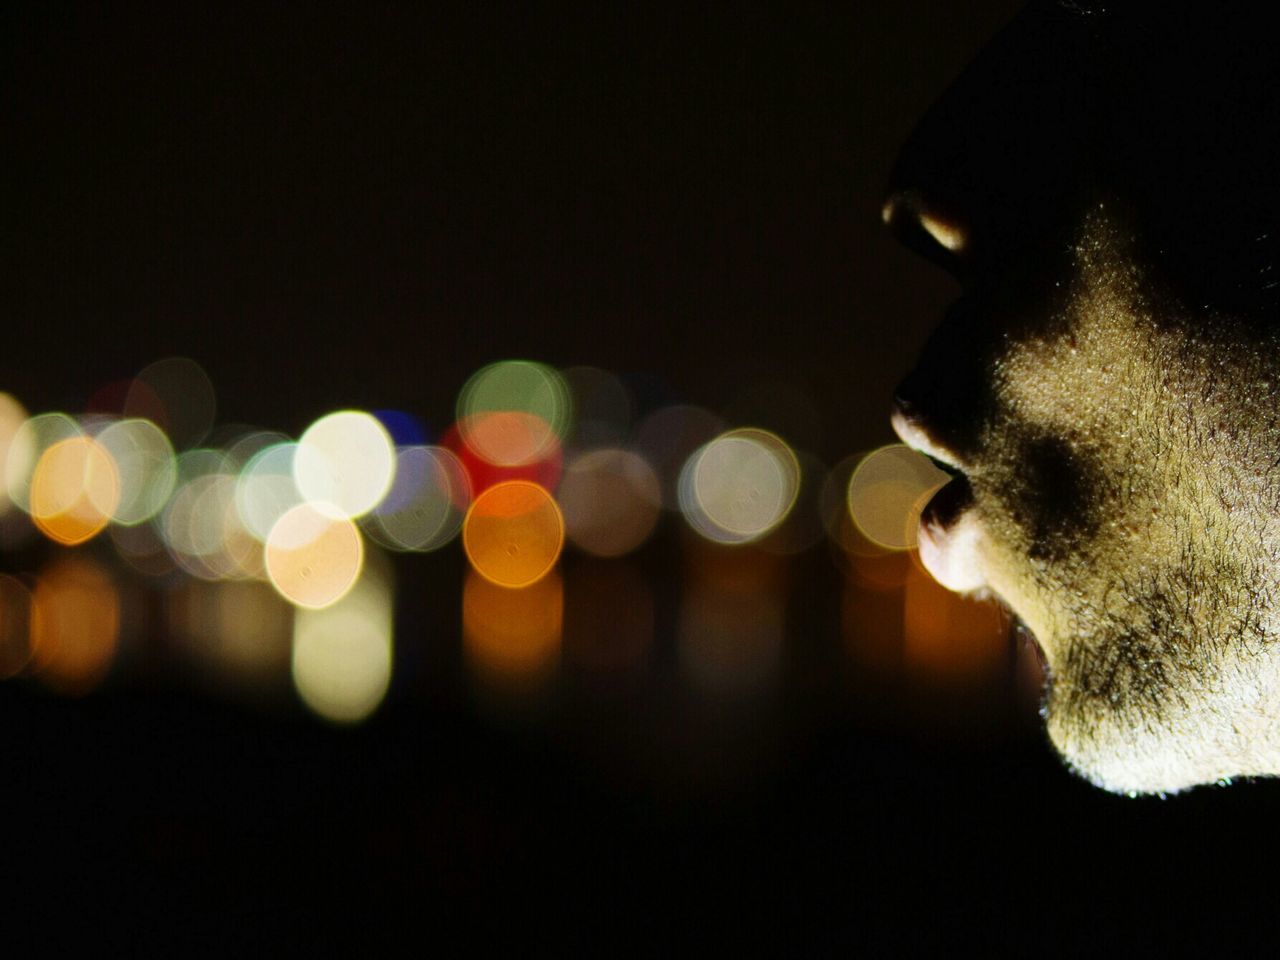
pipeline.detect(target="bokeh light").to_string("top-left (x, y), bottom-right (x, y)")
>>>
top-left (457, 360), bottom-right (570, 466)
top-left (558, 448), bottom-right (660, 557)
top-left (679, 428), bottom-right (799, 545)
top-left (292, 558), bottom-right (394, 724)
top-left (442, 418), bottom-right (563, 495)
top-left (846, 444), bottom-right (950, 550)
top-left (0, 573), bottom-right (33, 679)
top-left (369, 445), bottom-right (470, 552)
top-left (0, 393), bottom-right (31, 517)
top-left (126, 356), bottom-right (216, 450)
top-left (169, 579), bottom-right (293, 688)
top-left (29, 555), bottom-right (120, 696)
top-left (30, 436), bottom-right (121, 545)
top-left (634, 404), bottom-right (726, 511)
top-left (236, 443), bottom-right (305, 542)
top-left (265, 502), bottom-right (364, 609)
top-left (294, 410), bottom-right (396, 519)
top-left (95, 418), bottom-right (177, 525)
top-left (463, 480), bottom-right (564, 588)
top-left (463, 568), bottom-right (563, 685)
top-left (562, 365), bottom-right (634, 450)
top-left (4, 412), bottom-right (82, 514)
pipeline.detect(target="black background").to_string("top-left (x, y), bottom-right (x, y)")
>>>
top-left (2, 2), bottom-right (1276, 952)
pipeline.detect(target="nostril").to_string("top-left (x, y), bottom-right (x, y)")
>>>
top-left (882, 190), bottom-right (971, 259)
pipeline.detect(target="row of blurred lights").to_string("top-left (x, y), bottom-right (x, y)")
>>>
top-left (0, 357), bottom-right (954, 723)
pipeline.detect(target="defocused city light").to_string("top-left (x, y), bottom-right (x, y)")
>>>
top-left (679, 428), bottom-right (799, 545)
top-left (30, 436), bottom-right (121, 545)
top-left (95, 418), bottom-right (177, 526)
top-left (369, 445), bottom-right (469, 552)
top-left (847, 444), bottom-right (950, 550)
top-left (265, 502), bottom-right (364, 609)
top-left (126, 356), bottom-right (216, 450)
top-left (558, 448), bottom-right (660, 557)
top-left (463, 568), bottom-right (563, 686)
top-left (463, 480), bottom-right (564, 588)
top-left (457, 360), bottom-right (570, 466)
top-left (294, 410), bottom-right (396, 519)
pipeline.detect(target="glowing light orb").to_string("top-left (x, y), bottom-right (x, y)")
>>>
top-left (292, 564), bottom-right (393, 724)
top-left (265, 502), bottom-right (364, 609)
top-left (294, 410), bottom-right (396, 519)
top-left (370, 445), bottom-right (469, 552)
top-left (462, 480), bottom-right (564, 588)
top-left (4, 413), bottom-right (82, 514)
top-left (126, 357), bottom-right (216, 450)
top-left (95, 418), bottom-right (177, 525)
top-left (634, 405), bottom-right (726, 509)
top-left (678, 428), bottom-right (800, 545)
top-left (558, 448), bottom-right (661, 557)
top-left (29, 556), bottom-right (120, 696)
top-left (846, 444), bottom-right (950, 551)
top-left (0, 393), bottom-right (31, 517)
top-left (236, 443), bottom-right (305, 541)
top-left (30, 437), bottom-right (121, 546)
top-left (457, 360), bottom-right (569, 466)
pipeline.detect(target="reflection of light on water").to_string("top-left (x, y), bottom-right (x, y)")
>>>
top-left (265, 502), bottom-right (364, 609)
top-left (678, 541), bottom-right (785, 698)
top-left (30, 436), bottom-right (121, 545)
top-left (463, 569), bottom-right (562, 685)
top-left (0, 573), bottom-right (33, 679)
top-left (294, 410), bottom-right (396, 519)
top-left (29, 555), bottom-right (120, 696)
top-left (292, 559), bottom-right (394, 724)
top-left (169, 579), bottom-right (293, 686)
top-left (903, 560), bottom-right (1005, 681)
top-left (846, 444), bottom-right (949, 551)
top-left (559, 449), bottom-right (660, 558)
top-left (462, 480), bottom-right (563, 588)
top-left (563, 562), bottom-right (653, 682)
top-left (678, 586), bottom-right (783, 699)
top-left (679, 428), bottom-right (799, 545)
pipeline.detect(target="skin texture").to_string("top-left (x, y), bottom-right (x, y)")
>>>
top-left (886, 3), bottom-right (1280, 793)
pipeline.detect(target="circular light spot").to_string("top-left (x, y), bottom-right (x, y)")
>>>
top-left (634, 405), bottom-right (726, 510)
top-left (30, 437), bottom-right (121, 546)
top-left (558, 448), bottom-right (660, 557)
top-left (462, 480), bottom-right (564, 588)
top-left (5, 413), bottom-right (83, 514)
top-left (95, 419), bottom-right (177, 525)
top-left (294, 411), bottom-right (396, 519)
top-left (457, 360), bottom-right (569, 466)
top-left (265, 503), bottom-right (364, 609)
top-left (562, 366), bottom-right (634, 449)
top-left (127, 357), bottom-right (216, 450)
top-left (0, 393), bottom-right (31, 517)
top-left (679, 428), bottom-right (799, 544)
top-left (292, 565), bottom-right (393, 724)
top-left (236, 443), bottom-right (305, 542)
top-left (370, 445), bottom-right (469, 552)
top-left (847, 444), bottom-right (950, 550)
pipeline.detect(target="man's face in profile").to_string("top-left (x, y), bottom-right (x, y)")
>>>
top-left (887, 2), bottom-right (1280, 794)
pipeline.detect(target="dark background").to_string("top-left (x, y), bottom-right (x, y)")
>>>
top-left (2, 2), bottom-right (1275, 951)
